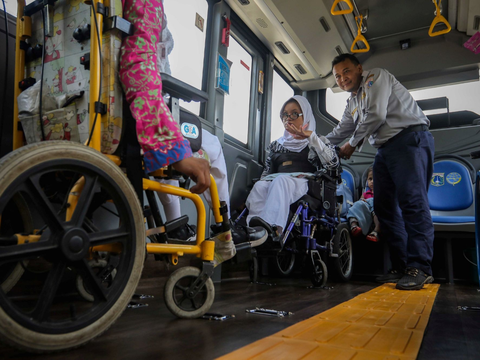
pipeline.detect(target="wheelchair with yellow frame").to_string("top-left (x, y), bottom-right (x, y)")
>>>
top-left (0, 0), bottom-right (229, 353)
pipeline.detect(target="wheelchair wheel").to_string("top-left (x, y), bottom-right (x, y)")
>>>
top-left (273, 241), bottom-right (296, 276)
top-left (164, 266), bottom-right (214, 319)
top-left (331, 223), bottom-right (353, 282)
top-left (311, 257), bottom-right (328, 287)
top-left (76, 258), bottom-right (118, 302)
top-left (0, 142), bottom-right (145, 353)
top-left (0, 194), bottom-right (33, 293)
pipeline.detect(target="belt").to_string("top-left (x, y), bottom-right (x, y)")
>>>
top-left (401, 124), bottom-right (429, 134)
top-left (381, 124), bottom-right (429, 148)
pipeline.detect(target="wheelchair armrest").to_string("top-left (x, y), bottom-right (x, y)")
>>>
top-left (160, 73), bottom-right (209, 103)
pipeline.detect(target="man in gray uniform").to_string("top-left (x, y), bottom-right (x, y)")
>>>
top-left (326, 54), bottom-right (435, 290)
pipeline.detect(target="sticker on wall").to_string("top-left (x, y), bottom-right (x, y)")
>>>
top-left (446, 172), bottom-right (461, 185)
top-left (215, 54), bottom-right (232, 95)
top-left (431, 173), bottom-right (444, 187)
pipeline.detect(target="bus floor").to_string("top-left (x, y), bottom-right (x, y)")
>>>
top-left (1, 256), bottom-right (480, 360)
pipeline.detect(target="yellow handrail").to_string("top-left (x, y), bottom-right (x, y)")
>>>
top-left (429, 0), bottom-right (451, 37)
top-left (88, 0), bottom-right (105, 152)
top-left (330, 0), bottom-right (353, 16)
top-left (351, 15), bottom-right (370, 53)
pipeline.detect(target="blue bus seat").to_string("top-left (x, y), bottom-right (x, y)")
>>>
top-left (427, 155), bottom-right (476, 284)
top-left (340, 163), bottom-right (360, 201)
top-left (428, 155), bottom-right (476, 230)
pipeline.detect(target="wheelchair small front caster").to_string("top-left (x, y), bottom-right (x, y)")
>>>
top-left (164, 266), bottom-right (215, 318)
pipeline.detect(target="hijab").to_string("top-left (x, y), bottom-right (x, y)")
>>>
top-left (276, 95), bottom-right (316, 153)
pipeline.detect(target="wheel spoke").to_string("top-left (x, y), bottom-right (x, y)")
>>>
top-left (191, 298), bottom-right (199, 310)
top-left (69, 175), bottom-right (99, 227)
top-left (76, 259), bottom-right (109, 301)
top-left (0, 242), bottom-right (57, 263)
top-left (174, 284), bottom-right (188, 292)
top-left (89, 228), bottom-right (129, 246)
top-left (21, 176), bottom-right (64, 234)
top-left (30, 260), bottom-right (66, 322)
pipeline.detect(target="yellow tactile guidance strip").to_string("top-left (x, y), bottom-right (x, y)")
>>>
top-left (218, 283), bottom-right (440, 360)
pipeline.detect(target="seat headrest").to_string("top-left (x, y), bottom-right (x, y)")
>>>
top-left (179, 110), bottom-right (202, 153)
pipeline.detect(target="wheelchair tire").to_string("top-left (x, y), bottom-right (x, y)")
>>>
top-left (331, 223), bottom-right (353, 282)
top-left (164, 266), bottom-right (214, 319)
top-left (0, 194), bottom-right (33, 293)
top-left (0, 142), bottom-right (145, 353)
top-left (311, 257), bottom-right (328, 287)
top-left (273, 242), bottom-right (296, 277)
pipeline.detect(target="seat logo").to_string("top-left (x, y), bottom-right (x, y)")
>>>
top-left (431, 173), bottom-right (444, 187)
top-left (181, 123), bottom-right (199, 139)
top-left (446, 172), bottom-right (461, 185)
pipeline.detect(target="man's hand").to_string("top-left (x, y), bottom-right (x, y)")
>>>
top-left (339, 142), bottom-right (356, 159)
top-left (172, 157), bottom-right (211, 194)
top-left (285, 123), bottom-right (312, 140)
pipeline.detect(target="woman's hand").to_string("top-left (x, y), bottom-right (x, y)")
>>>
top-left (285, 123), bottom-right (312, 140)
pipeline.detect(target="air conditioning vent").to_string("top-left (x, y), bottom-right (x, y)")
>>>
top-left (237, 0), bottom-right (250, 5)
top-left (294, 64), bottom-right (307, 75)
top-left (256, 17), bottom-right (268, 28)
top-left (319, 17), bottom-right (330, 32)
top-left (335, 46), bottom-right (343, 55)
top-left (275, 41), bottom-right (290, 54)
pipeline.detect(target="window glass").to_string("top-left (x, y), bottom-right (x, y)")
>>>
top-left (163, 0), bottom-right (208, 115)
top-left (325, 88), bottom-right (350, 121)
top-left (410, 79), bottom-right (480, 115)
top-left (325, 78), bottom-right (480, 122)
top-left (269, 70), bottom-right (294, 143)
top-left (4, 0), bottom-right (20, 16)
top-left (223, 36), bottom-right (252, 144)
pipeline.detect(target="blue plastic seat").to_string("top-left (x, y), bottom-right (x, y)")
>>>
top-left (428, 156), bottom-right (476, 228)
top-left (340, 163), bottom-right (360, 201)
top-left (427, 155), bottom-right (476, 283)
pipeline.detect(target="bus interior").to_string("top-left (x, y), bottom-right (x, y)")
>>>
top-left (0, 0), bottom-right (480, 359)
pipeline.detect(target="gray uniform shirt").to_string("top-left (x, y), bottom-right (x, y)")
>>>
top-left (326, 68), bottom-right (430, 148)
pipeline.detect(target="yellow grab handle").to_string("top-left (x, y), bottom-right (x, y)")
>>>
top-left (429, 0), bottom-right (451, 37)
top-left (351, 15), bottom-right (370, 53)
top-left (330, 0), bottom-right (353, 15)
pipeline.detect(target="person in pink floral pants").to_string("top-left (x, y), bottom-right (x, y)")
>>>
top-left (119, 0), bottom-right (210, 193)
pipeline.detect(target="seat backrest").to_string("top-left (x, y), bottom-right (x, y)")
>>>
top-left (340, 163), bottom-right (360, 200)
top-left (428, 159), bottom-right (474, 211)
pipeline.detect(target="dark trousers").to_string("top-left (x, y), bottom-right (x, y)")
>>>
top-left (373, 130), bottom-right (435, 275)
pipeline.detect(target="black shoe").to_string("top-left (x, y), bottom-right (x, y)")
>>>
top-left (249, 216), bottom-right (274, 235)
top-left (167, 224), bottom-right (196, 243)
top-left (375, 269), bottom-right (404, 283)
top-left (396, 267), bottom-right (434, 290)
top-left (230, 220), bottom-right (268, 247)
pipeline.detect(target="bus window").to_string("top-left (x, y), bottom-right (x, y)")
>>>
top-left (163, 0), bottom-right (208, 115)
top-left (223, 36), bottom-right (252, 144)
top-left (325, 88), bottom-right (350, 122)
top-left (410, 80), bottom-right (480, 115)
top-left (270, 70), bottom-right (294, 143)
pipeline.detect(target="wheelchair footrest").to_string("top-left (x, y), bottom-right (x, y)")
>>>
top-left (164, 215), bottom-right (189, 233)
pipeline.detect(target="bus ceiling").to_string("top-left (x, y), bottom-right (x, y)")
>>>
top-left (225, 0), bottom-right (480, 91)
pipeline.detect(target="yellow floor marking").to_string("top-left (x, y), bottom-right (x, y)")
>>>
top-left (218, 284), bottom-right (440, 360)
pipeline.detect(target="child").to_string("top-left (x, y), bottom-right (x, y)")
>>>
top-left (347, 166), bottom-right (380, 242)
